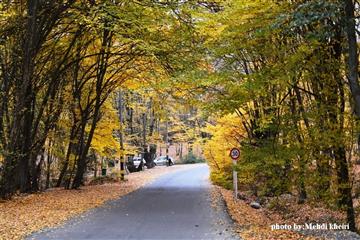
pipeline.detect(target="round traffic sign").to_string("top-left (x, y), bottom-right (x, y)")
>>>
top-left (230, 148), bottom-right (240, 160)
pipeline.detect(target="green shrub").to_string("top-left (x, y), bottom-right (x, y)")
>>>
top-left (210, 171), bottom-right (233, 189)
top-left (182, 152), bottom-right (205, 164)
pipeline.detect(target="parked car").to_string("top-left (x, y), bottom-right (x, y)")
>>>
top-left (154, 156), bottom-right (174, 166)
top-left (133, 156), bottom-right (146, 168)
top-left (126, 156), bottom-right (145, 173)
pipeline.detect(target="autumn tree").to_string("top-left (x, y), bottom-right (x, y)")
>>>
top-left (0, 0), bottom-right (205, 196)
top-left (0, 0), bottom-right (79, 197)
top-left (194, 0), bottom-right (359, 231)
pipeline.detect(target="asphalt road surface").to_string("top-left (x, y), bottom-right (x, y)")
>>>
top-left (28, 164), bottom-right (239, 240)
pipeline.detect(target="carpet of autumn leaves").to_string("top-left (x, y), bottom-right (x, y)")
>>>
top-left (0, 165), bottom-right (193, 240)
top-left (218, 187), bottom-right (320, 240)
top-left (219, 186), bottom-right (360, 240)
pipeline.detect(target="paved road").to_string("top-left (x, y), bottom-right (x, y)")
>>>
top-left (28, 164), bottom-right (239, 240)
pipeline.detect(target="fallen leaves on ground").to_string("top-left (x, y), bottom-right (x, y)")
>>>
top-left (0, 164), bottom-right (194, 240)
top-left (217, 187), bottom-right (319, 240)
top-left (268, 194), bottom-right (346, 226)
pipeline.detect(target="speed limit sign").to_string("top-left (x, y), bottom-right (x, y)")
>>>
top-left (230, 148), bottom-right (240, 160)
top-left (230, 148), bottom-right (240, 199)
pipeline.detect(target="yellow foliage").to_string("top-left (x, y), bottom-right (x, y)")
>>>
top-left (91, 98), bottom-right (120, 158)
top-left (203, 113), bottom-right (245, 188)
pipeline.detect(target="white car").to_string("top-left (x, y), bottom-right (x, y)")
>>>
top-left (154, 156), bottom-right (174, 166)
top-left (133, 156), bottom-right (145, 168)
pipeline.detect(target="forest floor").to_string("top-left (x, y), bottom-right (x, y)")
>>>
top-left (218, 187), bottom-right (360, 240)
top-left (0, 164), bottom-right (194, 240)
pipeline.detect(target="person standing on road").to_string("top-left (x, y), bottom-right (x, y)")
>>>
top-left (166, 155), bottom-right (171, 167)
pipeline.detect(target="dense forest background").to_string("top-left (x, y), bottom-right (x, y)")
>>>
top-left (1, 0), bottom-right (360, 232)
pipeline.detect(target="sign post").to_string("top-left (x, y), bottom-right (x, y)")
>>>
top-left (230, 148), bottom-right (240, 199)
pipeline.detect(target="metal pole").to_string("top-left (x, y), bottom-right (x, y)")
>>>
top-left (233, 159), bottom-right (238, 199)
top-left (142, 112), bottom-right (146, 170)
top-left (165, 120), bottom-right (169, 166)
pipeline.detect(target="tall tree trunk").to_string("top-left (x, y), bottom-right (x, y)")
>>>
top-left (56, 124), bottom-right (77, 187)
top-left (1, 0), bottom-right (39, 195)
top-left (289, 91), bottom-right (307, 203)
top-left (46, 150), bottom-right (52, 189)
top-left (344, 0), bottom-right (360, 117)
top-left (118, 90), bottom-right (125, 180)
top-left (94, 155), bottom-right (98, 178)
top-left (334, 146), bottom-right (356, 231)
top-left (71, 115), bottom-right (94, 189)
top-left (31, 148), bottom-right (45, 192)
top-left (71, 27), bottom-right (112, 189)
top-left (332, 26), bottom-right (356, 231)
top-left (137, 112), bottom-right (146, 171)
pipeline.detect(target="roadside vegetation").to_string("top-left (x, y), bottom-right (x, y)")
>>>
top-left (201, 0), bottom-right (360, 234)
top-left (180, 152), bottom-right (205, 164)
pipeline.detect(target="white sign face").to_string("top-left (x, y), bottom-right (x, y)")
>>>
top-left (230, 148), bottom-right (240, 160)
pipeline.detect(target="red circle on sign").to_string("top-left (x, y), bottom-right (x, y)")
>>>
top-left (230, 148), bottom-right (240, 160)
